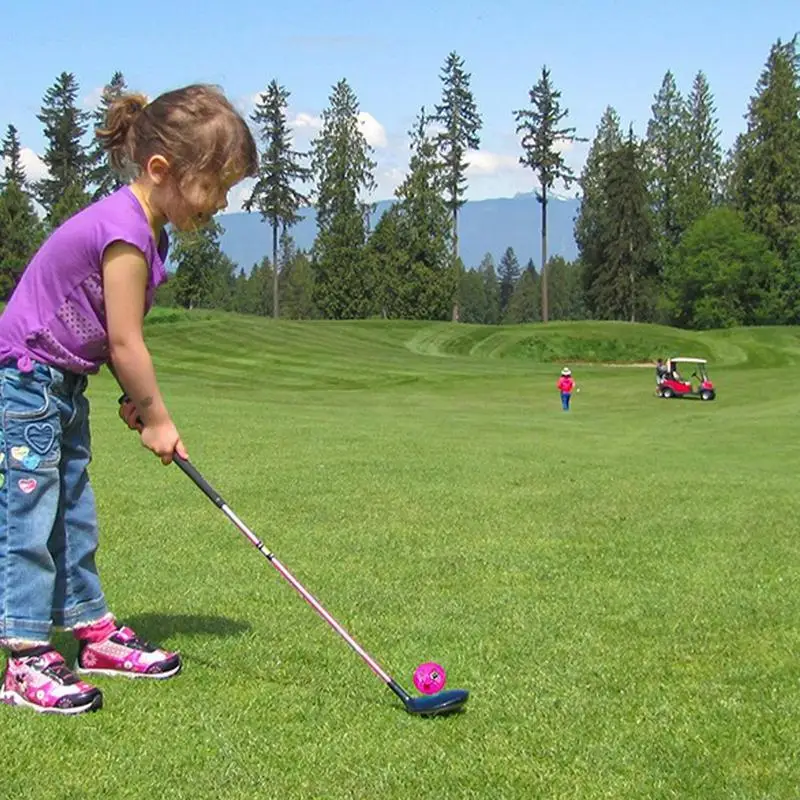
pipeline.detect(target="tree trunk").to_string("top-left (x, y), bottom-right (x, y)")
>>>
top-left (451, 207), bottom-right (460, 322)
top-left (272, 222), bottom-right (279, 319)
top-left (540, 185), bottom-right (549, 324)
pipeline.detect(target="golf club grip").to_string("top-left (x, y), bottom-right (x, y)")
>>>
top-left (172, 454), bottom-right (225, 508)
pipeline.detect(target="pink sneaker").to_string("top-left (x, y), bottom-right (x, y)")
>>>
top-left (1, 650), bottom-right (103, 714)
top-left (76, 625), bottom-right (181, 680)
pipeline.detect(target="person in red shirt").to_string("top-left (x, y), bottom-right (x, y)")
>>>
top-left (557, 367), bottom-right (575, 411)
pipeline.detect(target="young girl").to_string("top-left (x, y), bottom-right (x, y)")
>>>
top-left (557, 367), bottom-right (575, 411)
top-left (0, 84), bottom-right (258, 714)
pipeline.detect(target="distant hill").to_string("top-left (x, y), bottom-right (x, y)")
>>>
top-left (217, 193), bottom-right (580, 273)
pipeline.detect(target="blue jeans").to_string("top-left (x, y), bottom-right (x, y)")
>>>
top-left (0, 361), bottom-right (108, 644)
top-left (561, 392), bottom-right (571, 411)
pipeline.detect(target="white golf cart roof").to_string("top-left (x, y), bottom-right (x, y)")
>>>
top-left (668, 357), bottom-right (707, 364)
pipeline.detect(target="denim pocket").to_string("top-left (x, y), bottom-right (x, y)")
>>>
top-left (1, 371), bottom-right (60, 469)
top-left (2, 371), bottom-right (51, 421)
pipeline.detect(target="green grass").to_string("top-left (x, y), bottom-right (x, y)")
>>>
top-left (4, 314), bottom-right (800, 798)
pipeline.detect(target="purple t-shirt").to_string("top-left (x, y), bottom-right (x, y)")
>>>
top-left (0, 186), bottom-right (168, 375)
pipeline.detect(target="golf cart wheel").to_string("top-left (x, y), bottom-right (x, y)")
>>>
top-left (700, 390), bottom-right (715, 401)
top-left (661, 387), bottom-right (674, 399)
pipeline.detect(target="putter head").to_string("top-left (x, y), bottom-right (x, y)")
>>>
top-left (403, 688), bottom-right (469, 717)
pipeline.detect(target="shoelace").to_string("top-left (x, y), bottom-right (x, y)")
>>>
top-left (31, 657), bottom-right (79, 686)
top-left (112, 630), bottom-right (155, 652)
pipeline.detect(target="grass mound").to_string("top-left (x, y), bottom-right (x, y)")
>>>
top-left (406, 320), bottom-right (712, 364)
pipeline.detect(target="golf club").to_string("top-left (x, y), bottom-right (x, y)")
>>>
top-left (119, 397), bottom-right (468, 716)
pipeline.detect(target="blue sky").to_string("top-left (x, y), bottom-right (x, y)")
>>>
top-left (1, 0), bottom-right (798, 210)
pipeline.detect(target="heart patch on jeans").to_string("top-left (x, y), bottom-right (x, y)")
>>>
top-left (24, 423), bottom-right (55, 456)
top-left (10, 446), bottom-right (29, 463)
top-left (18, 478), bottom-right (37, 494)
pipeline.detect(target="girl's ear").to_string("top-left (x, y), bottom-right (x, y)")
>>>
top-left (145, 154), bottom-right (171, 185)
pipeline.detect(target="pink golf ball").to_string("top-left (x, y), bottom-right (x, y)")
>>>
top-left (413, 661), bottom-right (446, 695)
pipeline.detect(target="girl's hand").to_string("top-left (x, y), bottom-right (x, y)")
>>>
top-left (119, 397), bottom-right (141, 430)
top-left (140, 420), bottom-right (189, 465)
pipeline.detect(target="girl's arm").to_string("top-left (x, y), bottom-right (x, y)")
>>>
top-left (102, 241), bottom-right (171, 429)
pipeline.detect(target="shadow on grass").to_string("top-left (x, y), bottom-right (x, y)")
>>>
top-left (50, 614), bottom-right (250, 663)
top-left (122, 613), bottom-right (252, 640)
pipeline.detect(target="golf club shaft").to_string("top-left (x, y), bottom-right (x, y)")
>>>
top-left (171, 454), bottom-right (411, 704)
top-left (116, 392), bottom-right (411, 704)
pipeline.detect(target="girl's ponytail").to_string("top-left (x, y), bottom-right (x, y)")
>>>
top-left (95, 93), bottom-right (148, 174)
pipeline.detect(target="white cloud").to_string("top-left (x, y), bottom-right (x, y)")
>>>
top-left (371, 166), bottom-right (405, 201)
top-left (289, 111), bottom-right (322, 131)
top-left (241, 98), bottom-right (390, 152)
top-left (224, 178), bottom-right (255, 214)
top-left (286, 110), bottom-right (387, 149)
top-left (554, 138), bottom-right (575, 154)
top-left (465, 150), bottom-right (521, 176)
top-left (21, 148), bottom-right (48, 182)
top-left (286, 112), bottom-right (323, 150)
top-left (357, 112), bottom-right (387, 149)
top-left (3, 148), bottom-right (49, 184)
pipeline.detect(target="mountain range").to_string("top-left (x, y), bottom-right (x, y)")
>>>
top-left (217, 193), bottom-right (581, 272)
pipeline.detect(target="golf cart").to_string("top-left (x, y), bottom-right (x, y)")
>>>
top-left (656, 357), bottom-right (716, 401)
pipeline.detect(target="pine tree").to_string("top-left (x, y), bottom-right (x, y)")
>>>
top-left (683, 71), bottom-right (722, 225)
top-left (0, 123), bottom-right (44, 297)
top-left (646, 71), bottom-right (689, 268)
top-left (526, 258), bottom-right (543, 320)
top-left (50, 183), bottom-right (95, 228)
top-left (277, 228), bottom-right (296, 283)
top-left (1, 125), bottom-right (27, 189)
top-left (575, 106), bottom-right (623, 312)
top-left (506, 262), bottom-right (539, 323)
top-left (247, 258), bottom-right (274, 316)
top-left (730, 36), bottom-right (800, 262)
top-left (281, 249), bottom-right (316, 319)
top-left (721, 133), bottom-right (747, 205)
top-left (514, 66), bottom-right (585, 323)
top-left (246, 80), bottom-right (311, 318)
top-left (780, 238), bottom-right (800, 323)
top-left (366, 203), bottom-right (405, 316)
top-left (545, 256), bottom-right (579, 320)
top-left (498, 246), bottom-right (521, 318)
top-left (231, 267), bottom-right (259, 315)
top-left (587, 129), bottom-right (655, 321)
top-left (209, 251), bottom-right (237, 311)
top-left (390, 108), bottom-right (454, 319)
top-left (34, 72), bottom-right (91, 225)
top-left (310, 79), bottom-right (377, 319)
top-left (171, 218), bottom-right (233, 310)
top-left (458, 268), bottom-right (487, 324)
top-left (432, 51), bottom-right (482, 320)
top-left (479, 252), bottom-right (501, 324)
top-left (0, 181), bottom-right (44, 299)
top-left (547, 256), bottom-right (569, 320)
top-left (87, 71), bottom-right (128, 199)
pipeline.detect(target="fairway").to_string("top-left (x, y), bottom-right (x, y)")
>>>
top-left (4, 313), bottom-right (800, 799)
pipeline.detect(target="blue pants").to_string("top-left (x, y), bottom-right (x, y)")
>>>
top-left (561, 392), bottom-right (571, 411)
top-left (0, 362), bottom-right (108, 645)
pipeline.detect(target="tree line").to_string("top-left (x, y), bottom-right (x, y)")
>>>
top-left (1, 35), bottom-right (799, 330)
